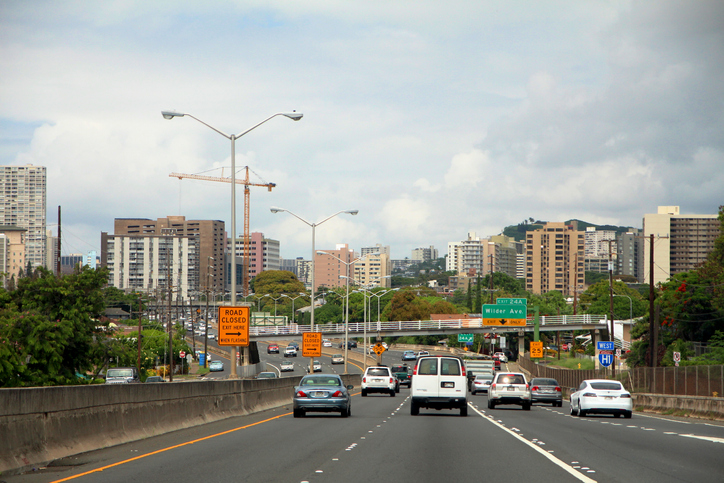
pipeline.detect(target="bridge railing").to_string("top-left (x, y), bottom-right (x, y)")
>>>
top-left (248, 315), bottom-right (608, 336)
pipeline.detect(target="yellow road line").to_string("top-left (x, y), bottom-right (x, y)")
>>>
top-left (50, 413), bottom-right (290, 482)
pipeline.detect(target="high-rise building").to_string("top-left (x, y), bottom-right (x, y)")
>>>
top-left (0, 226), bottom-right (25, 288)
top-left (101, 231), bottom-right (200, 299)
top-left (525, 222), bottom-right (584, 296)
top-left (237, 232), bottom-right (280, 279)
top-left (281, 257), bottom-right (312, 288)
top-left (617, 230), bottom-right (644, 281)
top-left (315, 244), bottom-right (354, 291)
top-left (0, 165), bottom-right (46, 270)
top-left (361, 243), bottom-right (390, 258)
top-left (643, 206), bottom-right (721, 286)
top-left (112, 216), bottom-right (224, 291)
top-left (411, 246), bottom-right (438, 262)
top-left (354, 252), bottom-right (391, 288)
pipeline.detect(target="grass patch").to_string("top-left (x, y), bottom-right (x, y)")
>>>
top-left (545, 357), bottom-right (595, 370)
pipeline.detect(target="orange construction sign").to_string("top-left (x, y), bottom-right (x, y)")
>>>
top-left (217, 306), bottom-right (250, 347)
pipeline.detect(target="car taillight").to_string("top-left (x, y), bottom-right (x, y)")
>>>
top-left (332, 390), bottom-right (343, 397)
top-left (296, 390), bottom-right (307, 397)
top-left (555, 387), bottom-right (562, 392)
top-left (531, 386), bottom-right (539, 391)
top-left (621, 394), bottom-right (631, 398)
top-left (582, 392), bottom-right (597, 397)
top-left (461, 365), bottom-right (466, 377)
top-left (413, 365), bottom-right (418, 376)
top-left (526, 384), bottom-right (530, 390)
top-left (491, 383), bottom-right (496, 390)
top-left (362, 377), bottom-right (366, 383)
top-left (390, 378), bottom-right (394, 384)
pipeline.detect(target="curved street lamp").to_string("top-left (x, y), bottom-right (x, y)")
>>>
top-left (281, 292), bottom-right (306, 325)
top-left (162, 110), bottom-right (302, 378)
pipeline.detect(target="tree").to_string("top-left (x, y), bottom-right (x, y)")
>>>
top-left (251, 270), bottom-right (306, 296)
top-left (579, 280), bottom-right (647, 319)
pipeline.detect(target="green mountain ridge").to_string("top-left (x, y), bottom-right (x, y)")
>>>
top-left (502, 219), bottom-right (639, 242)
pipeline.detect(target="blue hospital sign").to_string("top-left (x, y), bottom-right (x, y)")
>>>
top-left (599, 353), bottom-right (614, 367)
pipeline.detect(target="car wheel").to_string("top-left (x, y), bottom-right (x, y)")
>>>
top-left (411, 401), bottom-right (419, 415)
top-left (460, 405), bottom-right (468, 417)
top-left (390, 389), bottom-right (396, 397)
top-left (471, 390), bottom-right (476, 396)
top-left (293, 408), bottom-right (304, 418)
top-left (558, 401), bottom-right (563, 407)
top-left (341, 406), bottom-right (349, 418)
top-left (570, 403), bottom-right (578, 416)
top-left (614, 413), bottom-right (621, 418)
top-left (488, 399), bottom-right (495, 409)
top-left (523, 403), bottom-right (531, 411)
top-left (624, 411), bottom-right (632, 419)
top-left (361, 389), bottom-right (367, 397)
top-left (579, 409), bottom-right (587, 417)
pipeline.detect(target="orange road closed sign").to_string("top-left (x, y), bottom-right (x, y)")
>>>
top-left (218, 306), bottom-right (250, 347)
top-left (303, 332), bottom-right (323, 358)
top-left (530, 341), bottom-right (544, 358)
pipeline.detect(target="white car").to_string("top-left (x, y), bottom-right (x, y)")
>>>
top-left (280, 360), bottom-right (294, 372)
top-left (361, 366), bottom-right (397, 397)
top-left (284, 346), bottom-right (297, 357)
top-left (488, 372), bottom-right (531, 410)
top-left (493, 352), bottom-right (508, 363)
top-left (570, 379), bottom-right (633, 418)
top-left (410, 356), bottom-right (467, 416)
top-left (417, 350), bottom-right (430, 357)
top-left (312, 360), bottom-right (322, 372)
top-left (471, 375), bottom-right (493, 395)
top-left (322, 339), bottom-right (332, 347)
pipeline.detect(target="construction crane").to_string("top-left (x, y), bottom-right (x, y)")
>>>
top-left (169, 167), bottom-right (275, 297)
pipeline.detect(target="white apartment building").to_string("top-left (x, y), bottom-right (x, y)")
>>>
top-left (103, 233), bottom-right (200, 300)
top-left (0, 165), bottom-right (46, 270)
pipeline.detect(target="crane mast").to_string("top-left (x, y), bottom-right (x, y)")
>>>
top-left (169, 168), bottom-right (275, 296)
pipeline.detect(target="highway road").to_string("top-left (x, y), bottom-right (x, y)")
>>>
top-left (8, 345), bottom-right (723, 482)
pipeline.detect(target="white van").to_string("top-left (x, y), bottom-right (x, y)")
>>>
top-left (410, 356), bottom-right (468, 416)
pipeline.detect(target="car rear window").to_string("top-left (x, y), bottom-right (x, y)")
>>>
top-left (441, 358), bottom-right (461, 375)
top-left (391, 366), bottom-right (407, 372)
top-left (302, 377), bottom-right (341, 386)
top-left (590, 382), bottom-right (623, 390)
top-left (497, 374), bottom-right (525, 384)
top-left (367, 368), bottom-right (390, 376)
top-left (532, 379), bottom-right (559, 386)
top-left (417, 358), bottom-right (438, 375)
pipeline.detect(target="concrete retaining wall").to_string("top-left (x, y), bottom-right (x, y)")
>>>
top-left (0, 373), bottom-right (360, 475)
top-left (633, 393), bottom-right (724, 418)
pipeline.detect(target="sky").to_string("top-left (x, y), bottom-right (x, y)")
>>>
top-left (1, 0), bottom-right (722, 261)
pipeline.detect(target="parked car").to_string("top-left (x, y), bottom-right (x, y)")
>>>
top-left (530, 377), bottom-right (563, 406)
top-left (255, 371), bottom-right (278, 379)
top-left (391, 364), bottom-right (411, 388)
top-left (494, 351), bottom-right (508, 363)
top-left (402, 350), bottom-right (417, 361)
top-left (570, 379), bottom-right (632, 418)
top-left (471, 374), bottom-right (493, 395)
top-left (268, 343), bottom-right (280, 354)
top-left (208, 360), bottom-right (225, 372)
top-left (280, 360), bottom-right (295, 372)
top-left (145, 375), bottom-right (165, 383)
top-left (331, 354), bottom-right (344, 364)
top-left (410, 355), bottom-right (467, 416)
top-left (105, 367), bottom-right (141, 384)
top-left (362, 366), bottom-right (398, 396)
top-left (293, 374), bottom-right (353, 418)
top-left (488, 372), bottom-right (531, 410)
top-left (284, 346), bottom-right (297, 357)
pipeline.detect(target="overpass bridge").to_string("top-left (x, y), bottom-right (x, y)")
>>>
top-left (247, 314), bottom-right (610, 341)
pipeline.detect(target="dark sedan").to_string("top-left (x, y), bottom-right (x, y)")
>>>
top-left (530, 377), bottom-right (563, 406)
top-left (293, 374), bottom-right (353, 418)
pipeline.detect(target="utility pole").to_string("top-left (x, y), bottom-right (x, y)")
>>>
top-left (168, 282), bottom-right (174, 382)
top-left (649, 233), bottom-right (656, 368)
top-left (608, 240), bottom-right (616, 378)
top-left (137, 293), bottom-right (142, 371)
top-left (488, 254), bottom-right (494, 304)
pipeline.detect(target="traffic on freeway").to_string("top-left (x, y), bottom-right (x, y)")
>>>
top-left (7, 344), bottom-right (723, 483)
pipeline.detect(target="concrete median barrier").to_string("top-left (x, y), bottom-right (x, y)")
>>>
top-left (0, 373), bottom-right (360, 475)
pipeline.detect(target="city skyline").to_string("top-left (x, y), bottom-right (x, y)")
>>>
top-left (1, 2), bottom-right (722, 260)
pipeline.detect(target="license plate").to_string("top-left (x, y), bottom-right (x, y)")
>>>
top-left (442, 382), bottom-right (454, 388)
top-left (311, 391), bottom-right (326, 398)
top-left (605, 396), bottom-right (613, 400)
top-left (507, 386), bottom-right (516, 391)
top-left (373, 378), bottom-right (382, 383)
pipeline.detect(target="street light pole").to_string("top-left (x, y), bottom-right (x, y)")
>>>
top-left (162, 110), bottom-right (302, 378)
top-left (203, 257), bottom-right (214, 368)
top-left (613, 294), bottom-right (633, 321)
top-left (281, 293), bottom-right (305, 325)
top-left (270, 208), bottom-right (358, 373)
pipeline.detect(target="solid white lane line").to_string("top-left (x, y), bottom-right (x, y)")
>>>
top-left (470, 404), bottom-right (597, 483)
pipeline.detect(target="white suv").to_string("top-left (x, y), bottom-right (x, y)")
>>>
top-left (488, 372), bottom-right (531, 410)
top-left (410, 356), bottom-right (468, 416)
top-left (361, 366), bottom-right (397, 397)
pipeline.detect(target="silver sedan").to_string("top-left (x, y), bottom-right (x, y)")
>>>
top-left (293, 374), bottom-right (353, 418)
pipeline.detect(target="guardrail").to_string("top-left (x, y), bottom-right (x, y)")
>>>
top-left (250, 315), bottom-right (609, 337)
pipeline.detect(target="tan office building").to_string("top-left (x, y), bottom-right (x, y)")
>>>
top-left (0, 226), bottom-right (26, 288)
top-left (315, 244), bottom-right (354, 291)
top-left (354, 251), bottom-right (391, 288)
top-left (525, 222), bottom-right (584, 296)
top-left (643, 206), bottom-right (721, 286)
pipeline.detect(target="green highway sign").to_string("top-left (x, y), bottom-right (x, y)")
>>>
top-left (483, 304), bottom-right (527, 326)
top-left (458, 333), bottom-right (474, 343)
top-left (496, 297), bottom-right (527, 305)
